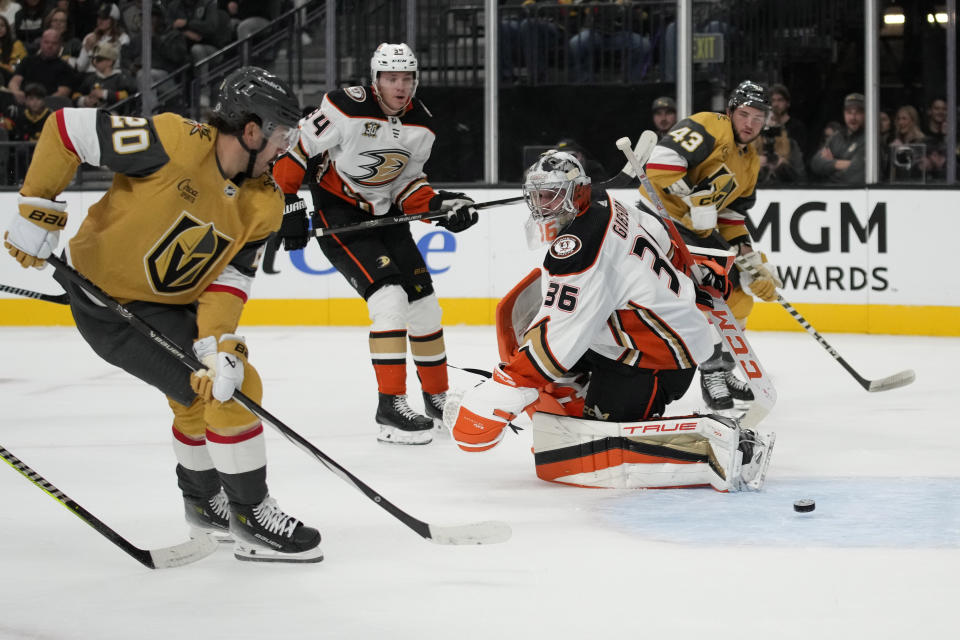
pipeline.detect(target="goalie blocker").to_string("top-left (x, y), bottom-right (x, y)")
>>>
top-left (532, 412), bottom-right (774, 492)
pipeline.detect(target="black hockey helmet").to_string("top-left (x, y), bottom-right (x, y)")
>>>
top-left (727, 80), bottom-right (771, 113)
top-left (213, 66), bottom-right (301, 153)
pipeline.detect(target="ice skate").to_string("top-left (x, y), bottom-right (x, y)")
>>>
top-left (376, 393), bottom-right (433, 444)
top-left (700, 370), bottom-right (734, 410)
top-left (422, 390), bottom-right (449, 436)
top-left (725, 371), bottom-right (755, 402)
top-left (231, 496), bottom-right (323, 563)
top-left (184, 489), bottom-right (233, 543)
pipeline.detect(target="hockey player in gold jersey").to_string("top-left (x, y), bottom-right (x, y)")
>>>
top-left (637, 80), bottom-right (783, 411)
top-left (3, 67), bottom-right (324, 563)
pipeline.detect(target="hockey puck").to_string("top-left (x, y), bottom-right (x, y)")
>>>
top-left (793, 499), bottom-right (816, 513)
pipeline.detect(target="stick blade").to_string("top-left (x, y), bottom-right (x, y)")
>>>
top-left (148, 534), bottom-right (219, 569)
top-left (867, 369), bottom-right (916, 392)
top-left (428, 520), bottom-right (512, 545)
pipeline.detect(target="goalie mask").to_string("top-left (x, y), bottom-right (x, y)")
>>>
top-left (522, 150), bottom-right (592, 249)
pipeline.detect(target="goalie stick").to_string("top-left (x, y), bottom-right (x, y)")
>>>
top-left (733, 255), bottom-right (915, 392)
top-left (0, 282), bottom-right (69, 304)
top-left (313, 195), bottom-right (523, 237)
top-left (616, 133), bottom-right (776, 428)
top-left (44, 255), bottom-right (510, 546)
top-left (1, 445), bottom-right (217, 569)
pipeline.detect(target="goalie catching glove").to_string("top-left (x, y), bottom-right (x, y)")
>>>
top-left (191, 334), bottom-right (249, 403)
top-left (429, 190), bottom-right (478, 233)
top-left (736, 250), bottom-right (782, 302)
top-left (4, 196), bottom-right (67, 269)
top-left (277, 194), bottom-right (310, 251)
top-left (447, 367), bottom-right (539, 452)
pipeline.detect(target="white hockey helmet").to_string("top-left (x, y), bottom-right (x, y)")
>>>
top-left (522, 150), bottom-right (592, 248)
top-left (370, 42), bottom-right (419, 95)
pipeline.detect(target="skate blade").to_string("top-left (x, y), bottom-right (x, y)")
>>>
top-left (233, 543), bottom-right (324, 563)
top-left (189, 527), bottom-right (234, 544)
top-left (377, 424), bottom-right (433, 445)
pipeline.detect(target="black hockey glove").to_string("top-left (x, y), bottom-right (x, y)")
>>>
top-left (278, 194), bottom-right (310, 251)
top-left (429, 190), bottom-right (478, 233)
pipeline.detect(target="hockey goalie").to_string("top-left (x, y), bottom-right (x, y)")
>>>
top-left (445, 150), bottom-right (774, 492)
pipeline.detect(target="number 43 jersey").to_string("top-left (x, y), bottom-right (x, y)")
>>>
top-left (501, 193), bottom-right (715, 389)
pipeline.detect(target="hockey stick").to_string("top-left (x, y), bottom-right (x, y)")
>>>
top-left (0, 282), bottom-right (70, 304)
top-left (733, 255), bottom-right (915, 392)
top-left (45, 255), bottom-right (510, 546)
top-left (1, 445), bottom-right (217, 569)
top-left (313, 195), bottom-right (523, 237)
top-left (616, 133), bottom-right (777, 428)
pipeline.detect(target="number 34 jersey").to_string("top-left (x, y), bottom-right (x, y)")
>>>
top-left (502, 194), bottom-right (715, 389)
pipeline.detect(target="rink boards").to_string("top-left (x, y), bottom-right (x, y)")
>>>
top-left (1, 187), bottom-right (957, 336)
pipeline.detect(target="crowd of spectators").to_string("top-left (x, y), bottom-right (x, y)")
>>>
top-left (0, 0), bottom-right (287, 184)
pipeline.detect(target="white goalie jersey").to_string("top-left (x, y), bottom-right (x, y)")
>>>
top-left (502, 193), bottom-right (715, 389)
top-left (274, 85), bottom-right (438, 216)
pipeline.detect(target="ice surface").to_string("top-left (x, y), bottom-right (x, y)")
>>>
top-left (1, 326), bottom-right (957, 639)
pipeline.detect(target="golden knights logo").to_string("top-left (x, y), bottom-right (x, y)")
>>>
top-left (699, 165), bottom-right (737, 209)
top-left (346, 149), bottom-right (411, 186)
top-left (146, 213), bottom-right (231, 294)
top-left (362, 121), bottom-right (381, 137)
top-left (185, 119), bottom-right (212, 141)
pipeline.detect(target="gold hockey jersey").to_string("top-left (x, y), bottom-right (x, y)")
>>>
top-left (22, 110), bottom-right (282, 311)
top-left (639, 111), bottom-right (760, 244)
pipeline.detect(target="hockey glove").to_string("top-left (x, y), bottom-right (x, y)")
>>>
top-left (191, 334), bottom-right (248, 403)
top-left (691, 259), bottom-right (732, 310)
top-left (278, 194), bottom-right (310, 251)
top-left (4, 196), bottom-right (67, 269)
top-left (666, 177), bottom-right (720, 230)
top-left (736, 251), bottom-right (783, 302)
top-left (450, 367), bottom-right (539, 452)
top-left (429, 190), bottom-right (478, 233)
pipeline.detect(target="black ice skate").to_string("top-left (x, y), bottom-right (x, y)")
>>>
top-left (422, 390), bottom-right (448, 435)
top-left (724, 371), bottom-right (755, 402)
top-left (184, 489), bottom-right (233, 543)
top-left (230, 496), bottom-right (323, 563)
top-left (700, 370), bottom-right (734, 410)
top-left (376, 393), bottom-right (433, 444)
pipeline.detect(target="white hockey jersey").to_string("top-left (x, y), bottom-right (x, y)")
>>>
top-left (273, 85), bottom-right (437, 216)
top-left (502, 193), bottom-right (715, 389)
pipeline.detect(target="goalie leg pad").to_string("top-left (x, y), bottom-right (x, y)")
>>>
top-left (531, 412), bottom-right (747, 491)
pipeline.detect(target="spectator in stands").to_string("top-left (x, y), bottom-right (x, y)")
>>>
top-left (0, 1), bottom-right (20, 29)
top-left (768, 83), bottom-right (808, 159)
top-left (42, 7), bottom-right (81, 66)
top-left (75, 3), bottom-right (128, 74)
top-left (8, 81), bottom-right (47, 179)
top-left (7, 28), bottom-right (74, 103)
top-left (74, 41), bottom-right (135, 109)
top-left (125, 3), bottom-right (189, 114)
top-left (499, 0), bottom-right (571, 85)
top-left (0, 14), bottom-right (26, 85)
top-left (754, 120), bottom-right (806, 185)
top-left (226, 0), bottom-right (279, 42)
top-left (168, 0), bottom-right (230, 64)
top-left (810, 92), bottom-right (865, 184)
top-left (924, 97), bottom-right (947, 141)
top-left (569, 0), bottom-right (650, 82)
top-left (650, 95), bottom-right (676, 139)
top-left (13, 0), bottom-right (41, 51)
top-left (888, 104), bottom-right (928, 182)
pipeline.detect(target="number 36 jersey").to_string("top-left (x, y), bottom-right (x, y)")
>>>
top-left (502, 194), bottom-right (714, 389)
